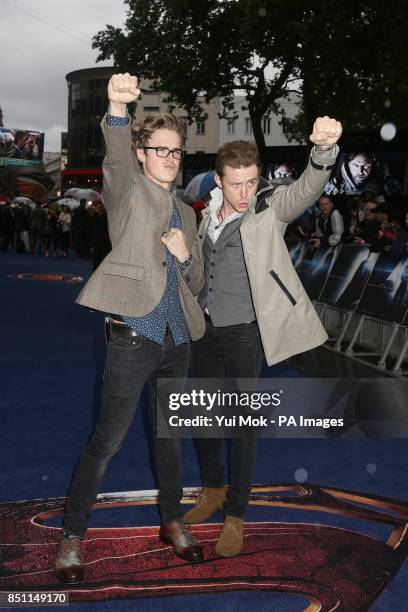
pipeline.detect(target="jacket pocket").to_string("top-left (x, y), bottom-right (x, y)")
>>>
top-left (103, 261), bottom-right (145, 280)
top-left (269, 270), bottom-right (297, 305)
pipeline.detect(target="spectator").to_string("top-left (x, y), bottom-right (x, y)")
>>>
top-left (29, 202), bottom-right (46, 254)
top-left (353, 200), bottom-right (381, 245)
top-left (389, 209), bottom-right (408, 258)
top-left (42, 207), bottom-right (59, 257)
top-left (360, 190), bottom-right (378, 204)
top-left (0, 203), bottom-right (13, 251)
top-left (309, 194), bottom-right (344, 251)
top-left (342, 196), bottom-right (361, 238)
top-left (13, 204), bottom-right (30, 253)
top-left (370, 205), bottom-right (397, 253)
top-left (71, 199), bottom-right (91, 258)
top-left (59, 206), bottom-right (71, 257)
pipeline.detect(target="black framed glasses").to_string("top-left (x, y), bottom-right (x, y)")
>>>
top-left (143, 146), bottom-right (184, 160)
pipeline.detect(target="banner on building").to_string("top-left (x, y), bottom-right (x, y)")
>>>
top-left (0, 128), bottom-right (44, 164)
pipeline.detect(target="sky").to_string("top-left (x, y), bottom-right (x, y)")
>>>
top-left (1, 0), bottom-right (128, 151)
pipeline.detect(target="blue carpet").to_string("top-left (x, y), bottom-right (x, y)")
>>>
top-left (0, 251), bottom-right (407, 611)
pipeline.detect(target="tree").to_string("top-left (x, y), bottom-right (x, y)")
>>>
top-left (93, 0), bottom-right (408, 154)
top-left (93, 0), bottom-right (302, 155)
top-left (278, 1), bottom-right (408, 142)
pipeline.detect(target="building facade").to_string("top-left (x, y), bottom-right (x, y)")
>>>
top-left (42, 152), bottom-right (62, 197)
top-left (133, 79), bottom-right (220, 155)
top-left (219, 95), bottom-right (301, 147)
top-left (65, 67), bottom-right (114, 169)
top-left (64, 67), bottom-right (302, 189)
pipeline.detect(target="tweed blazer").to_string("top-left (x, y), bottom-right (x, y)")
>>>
top-left (76, 116), bottom-right (205, 341)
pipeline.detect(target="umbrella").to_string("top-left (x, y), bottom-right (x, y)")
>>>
top-left (184, 171), bottom-right (217, 200)
top-left (12, 197), bottom-right (35, 209)
top-left (64, 188), bottom-right (101, 202)
top-left (57, 198), bottom-right (81, 210)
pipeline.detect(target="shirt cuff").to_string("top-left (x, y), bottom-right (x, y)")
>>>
top-left (312, 144), bottom-right (338, 159)
top-left (177, 254), bottom-right (192, 273)
top-left (310, 144), bottom-right (339, 171)
top-left (106, 113), bottom-right (130, 127)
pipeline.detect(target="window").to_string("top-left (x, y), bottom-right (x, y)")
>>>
top-left (263, 117), bottom-right (271, 135)
top-left (94, 96), bottom-right (102, 115)
top-left (196, 120), bottom-right (206, 135)
top-left (143, 106), bottom-right (160, 112)
top-left (80, 99), bottom-right (87, 119)
top-left (245, 118), bottom-right (253, 135)
top-left (226, 119), bottom-right (235, 135)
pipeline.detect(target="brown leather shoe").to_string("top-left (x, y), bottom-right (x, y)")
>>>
top-left (159, 519), bottom-right (204, 563)
top-left (184, 485), bottom-right (228, 524)
top-left (215, 516), bottom-right (244, 557)
top-left (55, 536), bottom-right (84, 584)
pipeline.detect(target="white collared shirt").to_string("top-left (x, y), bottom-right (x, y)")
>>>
top-left (206, 187), bottom-right (244, 244)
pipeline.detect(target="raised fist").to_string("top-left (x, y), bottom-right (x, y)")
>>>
top-left (161, 228), bottom-right (190, 263)
top-left (108, 73), bottom-right (140, 105)
top-left (310, 116), bottom-right (342, 148)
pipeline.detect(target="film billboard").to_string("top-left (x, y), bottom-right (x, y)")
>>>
top-left (0, 127), bottom-right (44, 165)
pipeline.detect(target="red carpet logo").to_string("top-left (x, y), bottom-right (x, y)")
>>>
top-left (8, 273), bottom-right (83, 284)
top-left (0, 484), bottom-right (407, 610)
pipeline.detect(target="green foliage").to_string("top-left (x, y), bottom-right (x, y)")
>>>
top-left (93, 0), bottom-right (408, 151)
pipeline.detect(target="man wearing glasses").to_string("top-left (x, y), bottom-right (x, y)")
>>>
top-left (55, 73), bottom-right (205, 584)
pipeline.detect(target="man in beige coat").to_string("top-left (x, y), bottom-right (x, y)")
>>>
top-left (185, 117), bottom-right (342, 557)
top-left (55, 74), bottom-right (205, 584)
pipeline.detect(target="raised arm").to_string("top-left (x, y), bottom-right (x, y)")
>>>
top-left (271, 116), bottom-right (342, 223)
top-left (101, 73), bottom-right (141, 209)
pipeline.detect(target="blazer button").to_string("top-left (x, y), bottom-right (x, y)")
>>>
top-left (210, 262), bottom-right (215, 267)
top-left (210, 275), bottom-right (214, 279)
top-left (199, 234), bottom-right (203, 239)
top-left (209, 288), bottom-right (213, 292)
top-left (162, 261), bottom-right (167, 267)
top-left (212, 249), bottom-right (216, 253)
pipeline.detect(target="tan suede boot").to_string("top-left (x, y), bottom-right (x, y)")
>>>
top-left (215, 516), bottom-right (244, 557)
top-left (184, 486), bottom-right (228, 524)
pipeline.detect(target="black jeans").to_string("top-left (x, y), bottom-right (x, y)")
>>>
top-left (190, 319), bottom-right (264, 518)
top-left (63, 329), bottom-right (190, 537)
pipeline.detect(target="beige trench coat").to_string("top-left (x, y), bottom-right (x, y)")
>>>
top-left (197, 146), bottom-right (339, 366)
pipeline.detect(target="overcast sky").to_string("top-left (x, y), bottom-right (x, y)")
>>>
top-left (1, 0), bottom-right (128, 151)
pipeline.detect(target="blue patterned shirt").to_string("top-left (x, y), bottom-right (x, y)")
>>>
top-left (106, 111), bottom-right (190, 346)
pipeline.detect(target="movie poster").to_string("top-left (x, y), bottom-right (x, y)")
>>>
top-left (319, 244), bottom-right (378, 309)
top-left (285, 237), bottom-right (309, 270)
top-left (0, 127), bottom-right (44, 164)
top-left (357, 253), bottom-right (408, 323)
top-left (298, 244), bottom-right (341, 301)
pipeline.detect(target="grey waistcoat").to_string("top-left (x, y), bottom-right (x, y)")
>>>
top-left (199, 217), bottom-right (256, 326)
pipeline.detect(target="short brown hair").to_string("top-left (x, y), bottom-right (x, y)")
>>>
top-left (215, 140), bottom-right (261, 177)
top-left (131, 113), bottom-right (187, 150)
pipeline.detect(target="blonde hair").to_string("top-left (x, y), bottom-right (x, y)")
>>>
top-left (131, 113), bottom-right (186, 150)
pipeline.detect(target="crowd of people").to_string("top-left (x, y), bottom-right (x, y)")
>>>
top-left (288, 191), bottom-right (408, 257)
top-left (1, 187), bottom-right (408, 273)
top-left (0, 198), bottom-right (111, 270)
